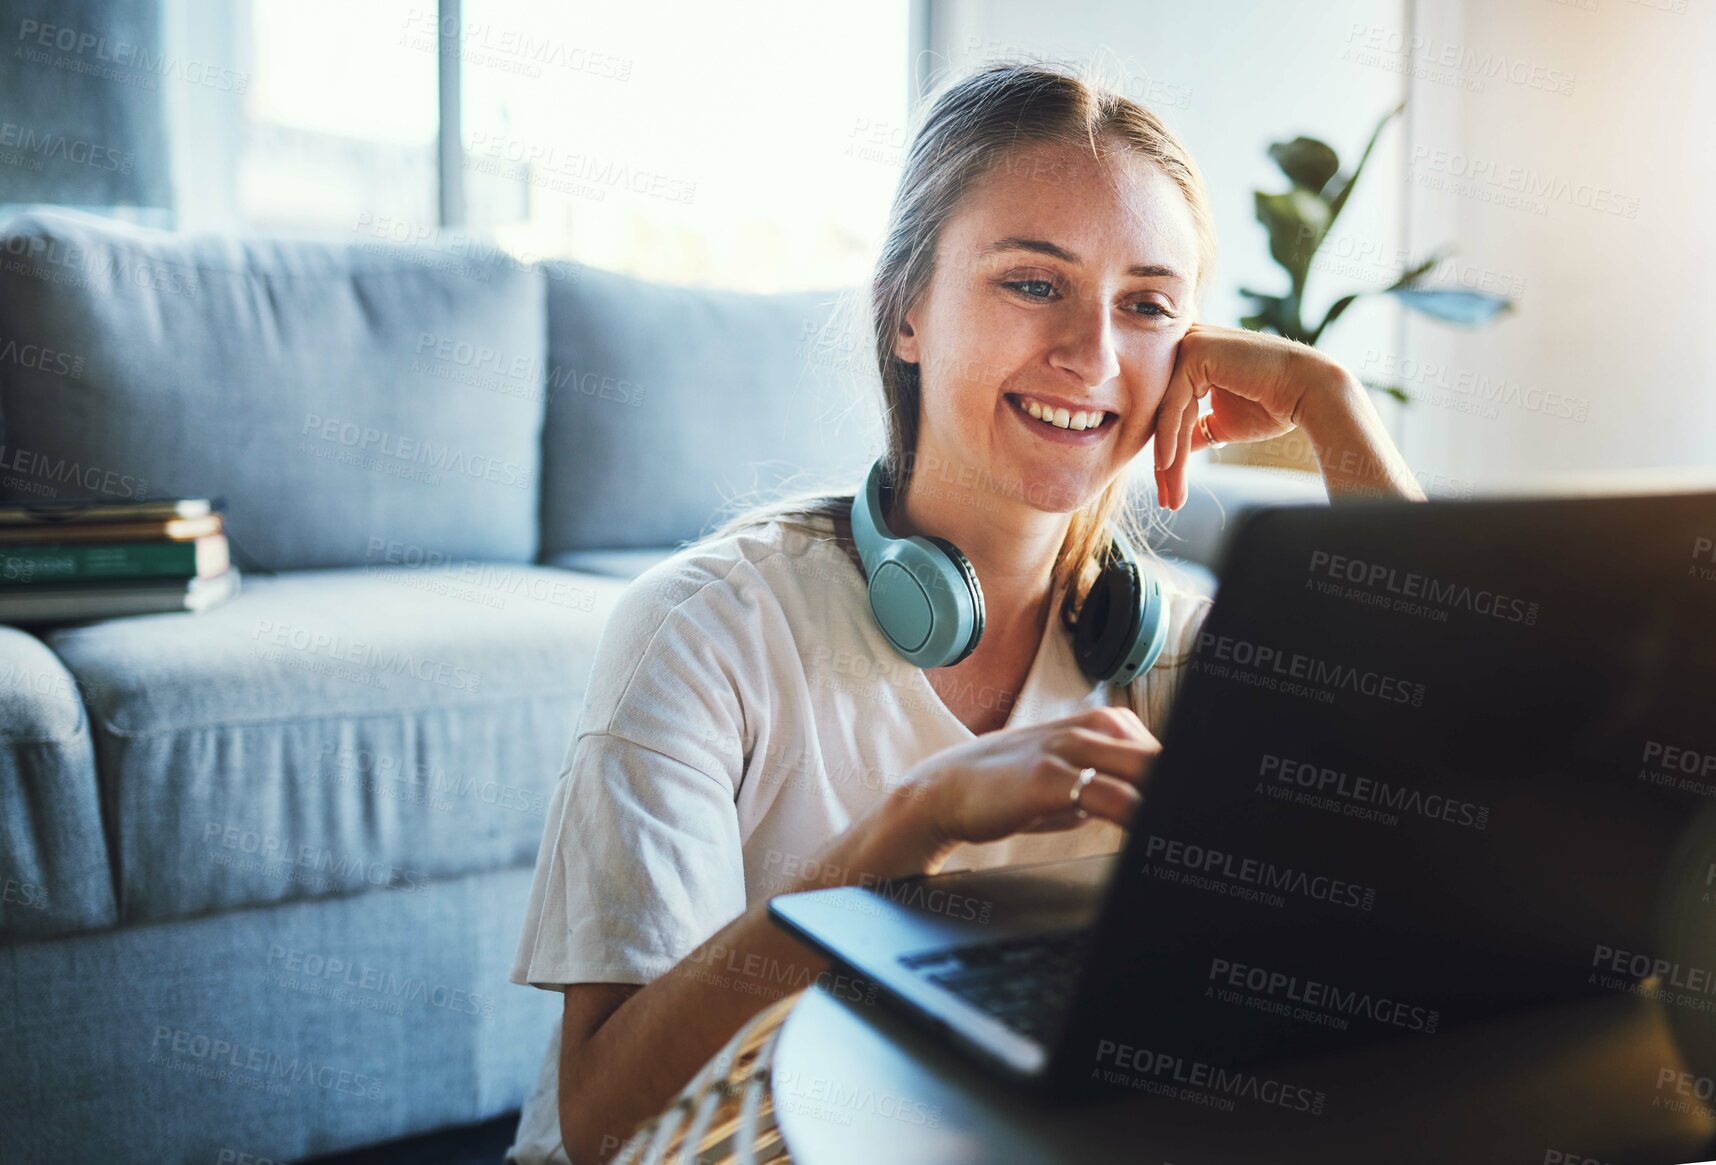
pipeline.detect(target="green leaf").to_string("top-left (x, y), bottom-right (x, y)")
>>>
top-left (1236, 288), bottom-right (1301, 337)
top-left (1388, 287), bottom-right (1515, 326)
top-left (1267, 137), bottom-right (1341, 196)
top-left (1387, 248), bottom-right (1452, 290)
top-left (1325, 102), bottom-right (1405, 227)
top-left (1309, 292), bottom-right (1365, 346)
top-left (1359, 379), bottom-right (1413, 405)
top-left (1255, 188), bottom-right (1331, 295)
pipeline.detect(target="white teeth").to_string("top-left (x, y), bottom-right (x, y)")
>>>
top-left (1014, 396), bottom-right (1111, 432)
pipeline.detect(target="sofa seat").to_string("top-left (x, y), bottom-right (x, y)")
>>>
top-left (45, 565), bottom-right (630, 925)
top-left (0, 627), bottom-right (115, 941)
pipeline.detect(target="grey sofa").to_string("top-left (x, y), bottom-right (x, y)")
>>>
top-left (0, 208), bottom-right (1327, 1164)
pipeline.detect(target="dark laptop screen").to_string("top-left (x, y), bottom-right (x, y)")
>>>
top-left (1060, 492), bottom-right (1716, 1116)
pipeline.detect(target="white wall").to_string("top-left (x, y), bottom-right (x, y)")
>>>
top-left (926, 0), bottom-right (1414, 440)
top-left (1401, 0), bottom-right (1716, 489)
top-left (928, 0), bottom-right (1716, 492)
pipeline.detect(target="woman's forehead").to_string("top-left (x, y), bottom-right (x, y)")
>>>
top-left (943, 141), bottom-right (1201, 280)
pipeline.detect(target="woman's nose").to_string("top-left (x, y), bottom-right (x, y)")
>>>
top-left (1046, 290), bottom-right (1122, 387)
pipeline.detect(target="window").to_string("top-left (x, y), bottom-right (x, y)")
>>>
top-left (162, 0), bottom-right (909, 290)
top-left (455, 0), bottom-right (909, 291)
top-left (237, 0), bottom-right (438, 231)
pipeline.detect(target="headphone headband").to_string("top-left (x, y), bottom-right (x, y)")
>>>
top-left (850, 460), bottom-right (897, 576)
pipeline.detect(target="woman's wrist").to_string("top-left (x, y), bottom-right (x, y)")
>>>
top-left (1289, 355), bottom-right (1427, 502)
top-left (857, 780), bottom-right (958, 880)
top-left (1290, 354), bottom-right (1365, 435)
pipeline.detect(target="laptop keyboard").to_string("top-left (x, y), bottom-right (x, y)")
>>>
top-left (898, 929), bottom-right (1088, 1044)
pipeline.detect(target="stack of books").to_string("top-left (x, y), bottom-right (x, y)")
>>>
top-left (0, 499), bottom-right (241, 625)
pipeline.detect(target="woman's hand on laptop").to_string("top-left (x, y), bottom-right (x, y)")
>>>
top-left (870, 705), bottom-right (1162, 874)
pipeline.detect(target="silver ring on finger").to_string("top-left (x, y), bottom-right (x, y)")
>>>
top-left (1071, 767), bottom-right (1096, 820)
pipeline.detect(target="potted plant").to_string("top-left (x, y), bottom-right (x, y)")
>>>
top-left (1219, 103), bottom-right (1515, 471)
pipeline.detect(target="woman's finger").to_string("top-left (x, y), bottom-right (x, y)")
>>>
top-left (1022, 774), bottom-right (1142, 833)
top-left (1187, 407), bottom-right (1215, 453)
top-left (1153, 358), bottom-right (1197, 491)
top-left (1168, 396), bottom-right (1200, 510)
top-left (1076, 774), bottom-right (1143, 826)
top-left (1067, 704), bottom-right (1156, 744)
top-left (1053, 726), bottom-right (1158, 786)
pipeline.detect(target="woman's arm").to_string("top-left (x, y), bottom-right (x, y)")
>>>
top-left (557, 785), bottom-right (942, 1164)
top-left (1153, 324), bottom-right (1427, 508)
top-left (1289, 365), bottom-right (1426, 503)
top-left (557, 704), bottom-right (1163, 1163)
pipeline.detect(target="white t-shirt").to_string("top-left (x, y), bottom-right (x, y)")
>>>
top-left (504, 512), bottom-right (1213, 1165)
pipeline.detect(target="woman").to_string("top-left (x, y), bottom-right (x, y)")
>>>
top-left (508, 61), bottom-right (1423, 1165)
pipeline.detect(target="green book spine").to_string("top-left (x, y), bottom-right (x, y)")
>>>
top-left (0, 540), bottom-right (201, 584)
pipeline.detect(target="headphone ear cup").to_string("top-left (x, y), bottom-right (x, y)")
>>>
top-left (1071, 559), bottom-right (1140, 682)
top-left (851, 459), bottom-right (985, 669)
top-left (1071, 553), bottom-right (1169, 684)
top-left (922, 535), bottom-right (985, 666)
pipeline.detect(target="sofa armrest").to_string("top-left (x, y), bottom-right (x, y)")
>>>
top-left (0, 627), bottom-right (115, 940)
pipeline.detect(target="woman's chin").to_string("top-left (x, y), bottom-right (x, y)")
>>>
top-left (1002, 460), bottom-right (1108, 515)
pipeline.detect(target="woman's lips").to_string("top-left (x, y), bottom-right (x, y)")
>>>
top-left (1004, 393), bottom-right (1116, 444)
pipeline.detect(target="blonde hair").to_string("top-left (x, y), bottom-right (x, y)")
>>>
top-left (704, 59), bottom-right (1219, 633)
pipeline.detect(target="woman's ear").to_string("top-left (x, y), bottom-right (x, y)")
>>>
top-left (891, 310), bottom-right (922, 365)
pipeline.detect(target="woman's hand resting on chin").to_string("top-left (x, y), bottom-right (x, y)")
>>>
top-left (1149, 324), bottom-right (1361, 510)
top-left (872, 705), bottom-right (1163, 876)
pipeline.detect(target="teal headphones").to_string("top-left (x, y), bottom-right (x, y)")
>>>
top-left (849, 459), bottom-right (1170, 682)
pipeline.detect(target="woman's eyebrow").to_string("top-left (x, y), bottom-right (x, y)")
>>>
top-left (980, 236), bottom-right (1185, 282)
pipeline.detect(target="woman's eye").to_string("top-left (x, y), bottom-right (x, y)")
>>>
top-left (1003, 278), bottom-right (1173, 317)
top-left (1004, 279), bottom-right (1059, 301)
top-left (1127, 300), bottom-right (1171, 318)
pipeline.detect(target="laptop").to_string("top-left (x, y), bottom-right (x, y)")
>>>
top-left (770, 489), bottom-right (1716, 1103)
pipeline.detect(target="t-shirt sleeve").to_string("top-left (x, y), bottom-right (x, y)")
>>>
top-left (510, 561), bottom-right (752, 990)
top-left (510, 733), bottom-right (746, 987)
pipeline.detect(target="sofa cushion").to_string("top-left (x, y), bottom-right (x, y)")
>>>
top-left (0, 626), bottom-right (115, 940)
top-left (45, 564), bottom-right (628, 925)
top-left (0, 207), bottom-right (547, 570)
top-left (538, 263), bottom-right (878, 556)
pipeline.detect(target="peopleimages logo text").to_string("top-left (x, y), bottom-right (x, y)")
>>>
top-left (763, 850), bottom-right (993, 924)
top-left (1092, 1039), bottom-right (1326, 1113)
top-left (1592, 945), bottom-right (1716, 997)
top-left (149, 1026), bottom-right (381, 1099)
top-left (0, 444), bottom-right (147, 498)
top-left (1307, 550), bottom-right (1540, 625)
top-left (1259, 753), bottom-right (1490, 830)
top-left (300, 414), bottom-right (531, 489)
top-left (1207, 957), bottom-right (1440, 1034)
top-left (0, 122), bottom-right (132, 172)
top-left (1194, 631), bottom-right (1426, 706)
top-left (1143, 835), bottom-right (1377, 911)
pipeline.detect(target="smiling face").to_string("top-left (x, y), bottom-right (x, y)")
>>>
top-left (893, 138), bottom-right (1203, 515)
